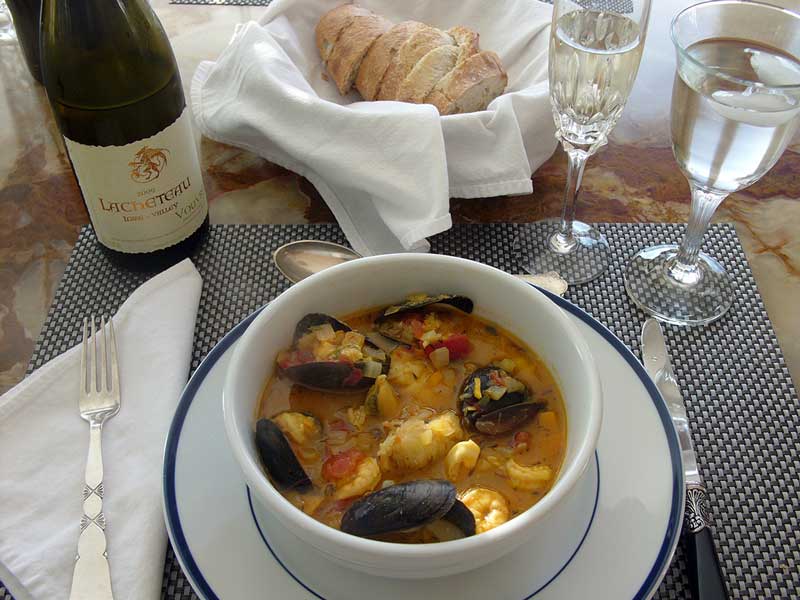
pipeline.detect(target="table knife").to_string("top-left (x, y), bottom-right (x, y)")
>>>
top-left (641, 319), bottom-right (729, 600)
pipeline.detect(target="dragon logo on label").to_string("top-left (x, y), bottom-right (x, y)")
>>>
top-left (129, 146), bottom-right (170, 183)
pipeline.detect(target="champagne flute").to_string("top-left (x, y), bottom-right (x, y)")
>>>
top-left (624, 0), bottom-right (800, 326)
top-left (514, 0), bottom-right (651, 284)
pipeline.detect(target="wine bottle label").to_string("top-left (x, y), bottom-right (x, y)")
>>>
top-left (63, 108), bottom-right (208, 253)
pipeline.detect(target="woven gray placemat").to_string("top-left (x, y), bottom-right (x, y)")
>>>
top-left (2, 223), bottom-right (798, 600)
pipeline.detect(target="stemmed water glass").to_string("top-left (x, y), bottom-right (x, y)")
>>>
top-left (625, 0), bottom-right (800, 325)
top-left (514, 0), bottom-right (651, 284)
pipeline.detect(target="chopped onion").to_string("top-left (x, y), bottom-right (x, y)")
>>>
top-left (496, 358), bottom-right (517, 373)
top-left (505, 376), bottom-right (525, 393)
top-left (429, 346), bottom-right (450, 369)
top-left (486, 385), bottom-right (508, 401)
top-left (421, 330), bottom-right (443, 347)
top-left (313, 323), bottom-right (336, 341)
top-left (363, 346), bottom-right (386, 361)
top-left (361, 360), bottom-right (383, 379)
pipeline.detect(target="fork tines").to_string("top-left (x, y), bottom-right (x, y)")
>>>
top-left (80, 315), bottom-right (119, 396)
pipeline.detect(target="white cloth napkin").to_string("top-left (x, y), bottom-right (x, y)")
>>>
top-left (0, 259), bottom-right (203, 600)
top-left (191, 0), bottom-right (556, 256)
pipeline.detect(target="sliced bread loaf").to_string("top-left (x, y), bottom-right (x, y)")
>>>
top-left (447, 26), bottom-right (480, 66)
top-left (425, 50), bottom-right (508, 115)
top-left (315, 4), bottom-right (372, 63)
top-left (327, 14), bottom-right (393, 95)
top-left (376, 26), bottom-right (454, 101)
top-left (356, 21), bottom-right (427, 101)
top-left (396, 44), bottom-right (459, 104)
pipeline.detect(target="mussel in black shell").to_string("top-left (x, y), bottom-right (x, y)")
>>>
top-left (278, 313), bottom-right (390, 392)
top-left (458, 367), bottom-right (545, 435)
top-left (255, 418), bottom-right (312, 491)
top-left (340, 479), bottom-right (476, 539)
top-left (376, 294), bottom-right (474, 344)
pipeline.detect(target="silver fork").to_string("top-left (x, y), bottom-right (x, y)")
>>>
top-left (69, 316), bottom-right (119, 600)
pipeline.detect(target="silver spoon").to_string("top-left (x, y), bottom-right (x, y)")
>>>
top-left (272, 239), bottom-right (568, 296)
top-left (273, 240), bottom-right (361, 284)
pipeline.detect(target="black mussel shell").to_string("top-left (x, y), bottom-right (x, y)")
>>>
top-left (341, 480), bottom-right (457, 538)
top-left (379, 294), bottom-right (474, 319)
top-left (293, 313), bottom-right (351, 342)
top-left (442, 499), bottom-right (476, 537)
top-left (375, 294), bottom-right (474, 344)
top-left (255, 418), bottom-right (311, 491)
top-left (282, 313), bottom-right (390, 392)
top-left (474, 401), bottom-right (545, 436)
top-left (281, 361), bottom-right (380, 392)
top-left (459, 367), bottom-right (541, 435)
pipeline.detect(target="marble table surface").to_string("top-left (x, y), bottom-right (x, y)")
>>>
top-left (0, 0), bottom-right (797, 394)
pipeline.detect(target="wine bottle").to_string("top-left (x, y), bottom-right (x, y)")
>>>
top-left (40, 0), bottom-right (208, 270)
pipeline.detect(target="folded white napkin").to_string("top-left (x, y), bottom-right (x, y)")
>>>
top-left (0, 259), bottom-right (202, 600)
top-left (191, 0), bottom-right (556, 256)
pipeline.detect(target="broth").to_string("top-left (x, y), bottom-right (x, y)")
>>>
top-left (256, 303), bottom-right (567, 542)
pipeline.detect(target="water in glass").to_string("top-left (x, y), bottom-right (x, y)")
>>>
top-left (672, 38), bottom-right (800, 194)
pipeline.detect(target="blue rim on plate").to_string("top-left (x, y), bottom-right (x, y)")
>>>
top-left (246, 453), bottom-right (601, 600)
top-left (162, 290), bottom-right (683, 600)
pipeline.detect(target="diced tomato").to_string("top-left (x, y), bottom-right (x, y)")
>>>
top-left (442, 334), bottom-right (472, 360)
top-left (342, 368), bottom-right (363, 387)
top-left (490, 370), bottom-right (505, 386)
top-left (322, 449), bottom-right (364, 481)
top-left (512, 431), bottom-right (531, 448)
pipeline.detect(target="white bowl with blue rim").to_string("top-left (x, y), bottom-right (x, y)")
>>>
top-left (222, 254), bottom-right (602, 579)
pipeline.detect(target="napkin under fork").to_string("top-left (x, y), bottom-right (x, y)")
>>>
top-left (0, 259), bottom-right (202, 600)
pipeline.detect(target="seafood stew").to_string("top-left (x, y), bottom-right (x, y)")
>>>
top-left (255, 294), bottom-right (567, 542)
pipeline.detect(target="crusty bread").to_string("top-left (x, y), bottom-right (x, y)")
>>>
top-left (377, 26), bottom-right (454, 101)
top-left (315, 4), bottom-right (372, 63)
top-left (397, 45), bottom-right (459, 103)
top-left (316, 4), bottom-right (508, 114)
top-left (356, 21), bottom-right (427, 101)
top-left (425, 51), bottom-right (508, 115)
top-left (447, 26), bottom-right (480, 66)
top-left (327, 14), bottom-right (393, 95)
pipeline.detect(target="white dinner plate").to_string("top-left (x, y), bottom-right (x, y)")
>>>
top-left (163, 291), bottom-right (683, 599)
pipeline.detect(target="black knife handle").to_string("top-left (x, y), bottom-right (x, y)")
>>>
top-left (684, 485), bottom-right (729, 600)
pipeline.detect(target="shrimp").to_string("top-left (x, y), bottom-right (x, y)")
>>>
top-left (444, 439), bottom-right (481, 481)
top-left (334, 457), bottom-right (381, 499)
top-left (505, 459), bottom-right (552, 492)
top-left (460, 487), bottom-right (510, 533)
top-left (272, 412), bottom-right (320, 445)
top-left (378, 411), bottom-right (463, 474)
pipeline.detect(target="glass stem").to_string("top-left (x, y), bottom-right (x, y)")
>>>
top-left (550, 147), bottom-right (591, 254)
top-left (667, 185), bottom-right (727, 286)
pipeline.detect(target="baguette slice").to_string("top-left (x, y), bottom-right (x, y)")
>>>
top-left (327, 14), bottom-right (393, 95)
top-left (397, 45), bottom-right (459, 103)
top-left (425, 50), bottom-right (508, 115)
top-left (447, 26), bottom-right (480, 65)
top-left (316, 4), bottom-right (372, 63)
top-left (356, 21), bottom-right (427, 101)
top-left (377, 26), bottom-right (454, 101)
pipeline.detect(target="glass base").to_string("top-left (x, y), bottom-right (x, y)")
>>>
top-left (624, 244), bottom-right (735, 326)
top-left (513, 220), bottom-right (609, 285)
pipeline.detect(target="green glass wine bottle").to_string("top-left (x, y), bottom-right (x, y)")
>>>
top-left (40, 0), bottom-right (208, 271)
